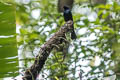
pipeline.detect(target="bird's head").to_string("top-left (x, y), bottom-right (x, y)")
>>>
top-left (63, 6), bottom-right (69, 10)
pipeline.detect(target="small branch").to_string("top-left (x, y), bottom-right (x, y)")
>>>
top-left (22, 21), bottom-right (74, 80)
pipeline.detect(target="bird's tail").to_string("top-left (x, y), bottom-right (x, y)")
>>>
top-left (71, 29), bottom-right (77, 40)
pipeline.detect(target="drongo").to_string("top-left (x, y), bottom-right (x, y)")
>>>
top-left (63, 6), bottom-right (77, 40)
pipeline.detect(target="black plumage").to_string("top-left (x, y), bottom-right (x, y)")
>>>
top-left (63, 6), bottom-right (77, 40)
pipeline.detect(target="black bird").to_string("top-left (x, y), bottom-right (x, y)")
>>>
top-left (63, 6), bottom-right (77, 40)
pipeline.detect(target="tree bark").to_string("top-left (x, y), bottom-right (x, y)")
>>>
top-left (92, 0), bottom-right (106, 5)
top-left (58, 0), bottom-right (74, 12)
top-left (22, 21), bottom-right (74, 80)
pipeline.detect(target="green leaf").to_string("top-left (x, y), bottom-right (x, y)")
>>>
top-left (96, 4), bottom-right (112, 10)
top-left (0, 2), bottom-right (16, 35)
top-left (0, 2), bottom-right (18, 78)
top-left (0, 0), bottom-right (15, 3)
top-left (102, 12), bottom-right (109, 19)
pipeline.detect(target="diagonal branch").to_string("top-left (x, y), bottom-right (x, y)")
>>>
top-left (22, 21), bottom-right (74, 80)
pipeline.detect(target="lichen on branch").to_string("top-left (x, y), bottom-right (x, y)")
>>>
top-left (23, 20), bottom-right (74, 80)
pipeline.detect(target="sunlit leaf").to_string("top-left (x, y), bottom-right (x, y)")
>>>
top-left (0, 2), bottom-right (18, 78)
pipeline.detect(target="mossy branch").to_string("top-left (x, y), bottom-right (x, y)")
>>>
top-left (23, 21), bottom-right (74, 80)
